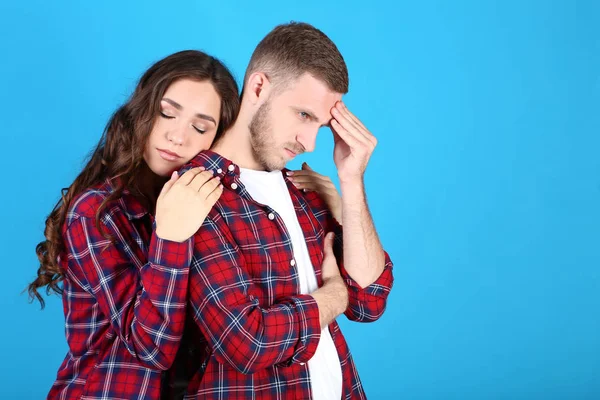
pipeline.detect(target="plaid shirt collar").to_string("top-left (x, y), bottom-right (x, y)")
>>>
top-left (188, 149), bottom-right (241, 177)
top-left (187, 149), bottom-right (293, 200)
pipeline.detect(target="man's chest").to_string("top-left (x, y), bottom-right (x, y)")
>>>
top-left (215, 194), bottom-right (328, 302)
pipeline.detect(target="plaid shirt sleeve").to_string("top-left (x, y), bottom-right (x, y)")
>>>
top-left (188, 215), bottom-right (322, 375)
top-left (326, 206), bottom-right (394, 323)
top-left (64, 210), bottom-right (193, 370)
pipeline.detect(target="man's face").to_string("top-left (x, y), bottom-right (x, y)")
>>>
top-left (249, 73), bottom-right (343, 171)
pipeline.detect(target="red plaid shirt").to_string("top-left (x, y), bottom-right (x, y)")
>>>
top-left (48, 180), bottom-right (193, 400)
top-left (175, 151), bottom-right (394, 399)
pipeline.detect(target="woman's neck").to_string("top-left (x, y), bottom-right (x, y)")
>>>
top-left (136, 163), bottom-right (168, 214)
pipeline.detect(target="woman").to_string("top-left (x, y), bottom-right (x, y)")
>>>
top-left (28, 50), bottom-right (240, 399)
top-left (28, 49), bottom-right (343, 400)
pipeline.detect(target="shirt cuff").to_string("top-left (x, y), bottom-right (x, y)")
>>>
top-left (288, 294), bottom-right (322, 365)
top-left (339, 250), bottom-right (394, 299)
top-left (148, 231), bottom-right (194, 269)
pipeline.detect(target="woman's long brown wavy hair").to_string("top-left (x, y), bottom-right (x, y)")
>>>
top-left (28, 50), bottom-right (240, 308)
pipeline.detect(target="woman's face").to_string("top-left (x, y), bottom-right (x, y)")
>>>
top-left (144, 78), bottom-right (221, 176)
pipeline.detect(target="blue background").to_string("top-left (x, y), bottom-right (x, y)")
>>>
top-left (1, 1), bottom-right (599, 399)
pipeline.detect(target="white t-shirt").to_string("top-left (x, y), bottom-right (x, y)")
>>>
top-left (239, 167), bottom-right (343, 400)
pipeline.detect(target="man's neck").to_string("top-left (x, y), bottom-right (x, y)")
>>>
top-left (212, 119), bottom-right (264, 171)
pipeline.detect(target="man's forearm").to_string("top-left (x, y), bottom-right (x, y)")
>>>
top-left (340, 179), bottom-right (385, 288)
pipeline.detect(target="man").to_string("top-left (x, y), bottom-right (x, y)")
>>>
top-left (177, 22), bottom-right (394, 399)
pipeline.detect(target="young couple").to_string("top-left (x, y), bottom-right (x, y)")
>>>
top-left (30, 22), bottom-right (394, 399)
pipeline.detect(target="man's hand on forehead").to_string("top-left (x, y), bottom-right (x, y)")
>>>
top-left (330, 101), bottom-right (378, 183)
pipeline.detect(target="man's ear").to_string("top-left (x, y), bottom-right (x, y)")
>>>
top-left (244, 72), bottom-right (271, 105)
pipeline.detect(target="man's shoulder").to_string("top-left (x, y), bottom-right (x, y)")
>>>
top-left (180, 150), bottom-right (236, 175)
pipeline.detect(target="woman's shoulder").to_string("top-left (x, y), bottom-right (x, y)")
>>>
top-left (66, 180), bottom-right (124, 226)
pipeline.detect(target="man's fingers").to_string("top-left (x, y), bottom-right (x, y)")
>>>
top-left (336, 103), bottom-right (377, 148)
top-left (331, 119), bottom-right (361, 148)
top-left (339, 102), bottom-right (367, 131)
top-left (333, 103), bottom-right (363, 135)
